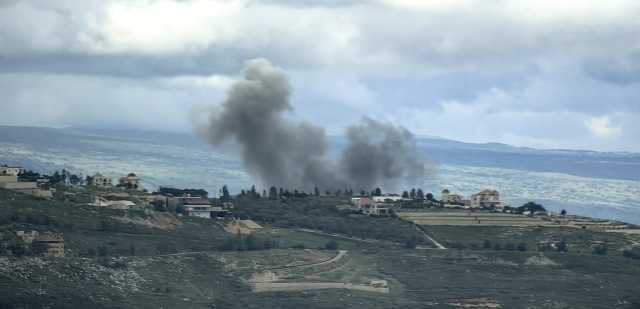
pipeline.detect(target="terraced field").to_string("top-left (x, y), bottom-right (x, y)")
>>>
top-left (398, 211), bottom-right (556, 227)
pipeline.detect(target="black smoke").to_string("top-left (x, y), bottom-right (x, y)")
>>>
top-left (200, 58), bottom-right (427, 191)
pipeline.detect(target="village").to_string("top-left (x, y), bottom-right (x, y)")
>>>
top-left (1, 163), bottom-right (637, 259)
top-left (2, 162), bottom-right (640, 308)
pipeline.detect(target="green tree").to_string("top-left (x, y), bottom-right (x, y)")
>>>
top-left (244, 234), bottom-right (259, 250)
top-left (517, 242), bottom-right (528, 252)
top-left (402, 191), bottom-right (409, 199)
top-left (314, 187), bottom-right (320, 196)
top-left (221, 185), bottom-right (231, 202)
top-left (269, 186), bottom-right (278, 200)
top-left (410, 188), bottom-right (416, 199)
top-left (373, 187), bottom-right (382, 196)
top-left (416, 189), bottom-right (425, 200)
top-left (483, 240), bottom-right (492, 249)
top-left (325, 240), bottom-right (338, 250)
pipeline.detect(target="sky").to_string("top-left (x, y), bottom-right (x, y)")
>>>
top-left (0, 0), bottom-right (639, 152)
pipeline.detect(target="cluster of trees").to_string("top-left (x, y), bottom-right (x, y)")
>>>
top-left (158, 187), bottom-right (208, 198)
top-left (219, 232), bottom-right (278, 251)
top-left (19, 169), bottom-right (82, 185)
top-left (232, 197), bottom-right (426, 245)
top-left (623, 246), bottom-right (640, 260)
top-left (224, 184), bottom-right (437, 203)
top-left (481, 240), bottom-right (528, 251)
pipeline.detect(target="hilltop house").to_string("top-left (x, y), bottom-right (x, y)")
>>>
top-left (0, 174), bottom-right (52, 198)
top-left (351, 196), bottom-right (373, 211)
top-left (0, 165), bottom-right (24, 176)
top-left (372, 195), bottom-right (406, 203)
top-left (440, 189), bottom-right (465, 205)
top-left (470, 189), bottom-right (503, 209)
top-left (32, 233), bottom-right (65, 257)
top-left (181, 197), bottom-right (228, 219)
top-left (89, 173), bottom-right (113, 187)
top-left (119, 173), bottom-right (143, 191)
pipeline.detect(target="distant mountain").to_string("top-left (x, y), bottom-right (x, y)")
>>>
top-left (2, 125), bottom-right (639, 181)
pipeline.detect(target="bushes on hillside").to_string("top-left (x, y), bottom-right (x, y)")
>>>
top-left (219, 233), bottom-right (278, 251)
top-left (233, 197), bottom-right (425, 245)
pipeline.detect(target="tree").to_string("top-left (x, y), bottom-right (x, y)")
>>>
top-left (410, 188), bottom-right (416, 200)
top-left (373, 187), bottom-right (382, 196)
top-left (360, 190), bottom-right (366, 196)
top-left (262, 189), bottom-right (267, 198)
top-left (405, 236), bottom-right (418, 249)
top-left (426, 193), bottom-right (434, 201)
top-left (221, 185), bottom-right (231, 202)
top-left (314, 187), bottom-right (320, 196)
top-left (416, 189), bottom-right (425, 200)
top-left (483, 240), bottom-right (492, 249)
top-left (244, 234), bottom-right (259, 251)
top-left (402, 191), bottom-right (409, 199)
top-left (557, 240), bottom-right (568, 252)
top-left (517, 242), bottom-right (527, 252)
top-left (269, 186), bottom-right (278, 200)
top-left (325, 240), bottom-right (338, 250)
top-left (560, 209), bottom-right (567, 216)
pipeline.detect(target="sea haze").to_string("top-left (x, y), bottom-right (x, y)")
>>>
top-left (1, 125), bottom-right (639, 224)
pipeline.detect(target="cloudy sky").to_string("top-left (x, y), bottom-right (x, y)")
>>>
top-left (1, 0), bottom-right (639, 152)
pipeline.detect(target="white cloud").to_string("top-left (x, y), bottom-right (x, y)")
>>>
top-left (586, 116), bottom-right (622, 138)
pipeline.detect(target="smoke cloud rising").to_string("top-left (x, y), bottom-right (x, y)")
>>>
top-left (201, 58), bottom-right (427, 191)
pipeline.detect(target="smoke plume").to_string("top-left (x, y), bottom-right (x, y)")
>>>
top-left (200, 59), bottom-right (427, 191)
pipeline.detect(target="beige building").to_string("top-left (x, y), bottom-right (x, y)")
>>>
top-left (470, 189), bottom-right (502, 209)
top-left (119, 173), bottom-right (142, 190)
top-left (0, 165), bottom-right (24, 176)
top-left (440, 189), bottom-right (465, 205)
top-left (89, 173), bottom-right (113, 187)
top-left (32, 233), bottom-right (65, 257)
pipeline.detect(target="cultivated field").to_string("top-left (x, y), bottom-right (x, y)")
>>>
top-left (397, 211), bottom-right (556, 227)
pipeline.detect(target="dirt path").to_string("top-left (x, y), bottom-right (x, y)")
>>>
top-left (414, 225), bottom-right (447, 249)
top-left (266, 250), bottom-right (347, 270)
top-left (251, 281), bottom-right (389, 293)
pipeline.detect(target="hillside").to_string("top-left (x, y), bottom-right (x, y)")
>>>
top-left (1, 189), bottom-right (640, 308)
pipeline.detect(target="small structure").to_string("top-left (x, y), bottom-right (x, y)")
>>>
top-left (89, 173), bottom-right (113, 187)
top-left (440, 189), bottom-right (465, 205)
top-left (89, 197), bottom-right (135, 209)
top-left (32, 233), bottom-right (65, 257)
top-left (119, 173), bottom-right (142, 190)
top-left (181, 197), bottom-right (227, 219)
top-left (470, 189), bottom-right (503, 209)
top-left (372, 195), bottom-right (406, 203)
top-left (0, 175), bottom-right (52, 198)
top-left (350, 197), bottom-right (373, 211)
top-left (0, 165), bottom-right (24, 176)
top-left (362, 203), bottom-right (391, 216)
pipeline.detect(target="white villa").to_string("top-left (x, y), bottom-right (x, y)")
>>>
top-left (470, 189), bottom-right (503, 209)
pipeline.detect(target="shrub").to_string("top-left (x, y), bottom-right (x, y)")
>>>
top-left (325, 240), bottom-right (338, 250)
top-left (517, 242), bottom-right (528, 252)
top-left (483, 240), bottom-right (492, 249)
top-left (592, 245), bottom-right (608, 255)
top-left (505, 243), bottom-right (516, 251)
top-left (493, 243), bottom-right (502, 250)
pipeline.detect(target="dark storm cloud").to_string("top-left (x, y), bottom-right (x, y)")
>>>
top-left (200, 59), bottom-right (427, 190)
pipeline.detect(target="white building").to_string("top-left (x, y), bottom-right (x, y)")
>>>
top-left (470, 189), bottom-right (502, 209)
top-left (440, 189), bottom-right (465, 205)
top-left (89, 173), bottom-right (113, 187)
top-left (372, 195), bottom-right (406, 203)
top-left (0, 165), bottom-right (24, 176)
top-left (119, 173), bottom-right (142, 190)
